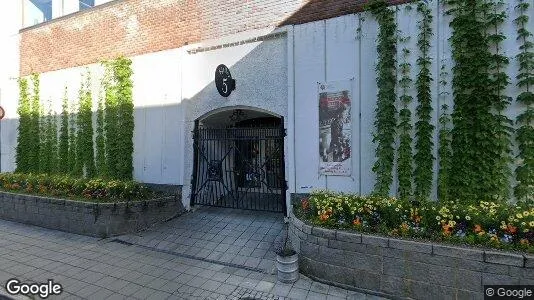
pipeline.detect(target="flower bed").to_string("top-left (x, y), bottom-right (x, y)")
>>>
top-left (0, 173), bottom-right (183, 237)
top-left (295, 191), bottom-right (534, 253)
top-left (289, 212), bottom-right (534, 300)
top-left (0, 191), bottom-right (182, 237)
top-left (0, 173), bottom-right (155, 202)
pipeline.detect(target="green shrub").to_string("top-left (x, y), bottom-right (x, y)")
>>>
top-left (297, 191), bottom-right (534, 253)
top-left (0, 173), bottom-right (154, 202)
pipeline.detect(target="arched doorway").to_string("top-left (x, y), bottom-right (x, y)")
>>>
top-left (190, 108), bottom-right (287, 213)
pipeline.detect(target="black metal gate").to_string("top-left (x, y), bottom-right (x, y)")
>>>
top-left (190, 118), bottom-right (287, 213)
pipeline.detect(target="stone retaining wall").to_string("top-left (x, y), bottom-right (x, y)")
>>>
top-left (289, 212), bottom-right (534, 300)
top-left (0, 191), bottom-right (184, 238)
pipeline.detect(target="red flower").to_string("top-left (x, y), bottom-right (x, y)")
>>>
top-left (506, 224), bottom-right (517, 234)
top-left (442, 224), bottom-right (453, 236)
top-left (319, 213), bottom-right (330, 222)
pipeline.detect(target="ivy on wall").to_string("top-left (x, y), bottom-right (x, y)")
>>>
top-left (15, 78), bottom-right (31, 173)
top-left (58, 87), bottom-right (70, 174)
top-left (29, 74), bottom-right (41, 173)
top-left (113, 57), bottom-right (134, 180)
top-left (95, 81), bottom-right (106, 177)
top-left (414, 1), bottom-right (434, 200)
top-left (67, 96), bottom-right (78, 175)
top-left (368, 0), bottom-right (398, 197)
top-left (437, 64), bottom-right (452, 201)
top-left (76, 71), bottom-right (96, 178)
top-left (102, 63), bottom-right (117, 179)
top-left (102, 56), bottom-right (134, 180)
top-left (514, 0), bottom-right (534, 203)
top-left (15, 56), bottom-right (135, 181)
top-left (446, 0), bottom-right (511, 201)
top-left (487, 0), bottom-right (513, 200)
top-left (39, 98), bottom-right (58, 174)
top-left (396, 33), bottom-right (414, 200)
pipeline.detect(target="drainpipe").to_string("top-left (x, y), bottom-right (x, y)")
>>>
top-left (286, 25), bottom-right (296, 216)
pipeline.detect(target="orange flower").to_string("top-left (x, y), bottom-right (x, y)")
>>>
top-left (442, 224), bottom-right (452, 236)
top-left (319, 213), bottom-right (330, 222)
top-left (400, 222), bottom-right (409, 232)
top-left (474, 224), bottom-right (483, 233)
top-left (352, 218), bottom-right (362, 226)
top-left (506, 224), bottom-right (517, 234)
top-left (301, 198), bottom-right (309, 210)
top-left (520, 239), bottom-right (530, 246)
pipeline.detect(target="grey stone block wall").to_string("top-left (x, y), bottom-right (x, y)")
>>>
top-left (0, 190), bottom-right (185, 238)
top-left (289, 212), bottom-right (533, 300)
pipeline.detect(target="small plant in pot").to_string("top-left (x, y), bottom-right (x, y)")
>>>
top-left (274, 220), bottom-right (299, 283)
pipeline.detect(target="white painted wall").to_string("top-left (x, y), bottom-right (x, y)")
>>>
top-left (52, 0), bottom-right (62, 18)
top-left (0, 0), bottom-right (22, 173)
top-left (94, 0), bottom-right (113, 5)
top-left (22, 0), bottom-right (47, 27)
top-left (181, 33), bottom-right (288, 208)
top-left (62, 0), bottom-right (79, 16)
top-left (2, 48), bottom-right (186, 187)
top-left (3, 0), bottom-right (533, 210)
top-left (290, 1), bottom-right (534, 200)
top-left (3, 28), bottom-right (287, 209)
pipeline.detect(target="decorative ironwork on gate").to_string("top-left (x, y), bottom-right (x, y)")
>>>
top-left (191, 118), bottom-right (287, 213)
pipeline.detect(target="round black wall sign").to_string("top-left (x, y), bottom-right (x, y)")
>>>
top-left (215, 64), bottom-right (236, 97)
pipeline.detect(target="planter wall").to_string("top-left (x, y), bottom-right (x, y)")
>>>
top-left (0, 191), bottom-right (184, 238)
top-left (289, 212), bottom-right (534, 300)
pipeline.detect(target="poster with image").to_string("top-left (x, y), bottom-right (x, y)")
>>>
top-left (318, 80), bottom-right (352, 176)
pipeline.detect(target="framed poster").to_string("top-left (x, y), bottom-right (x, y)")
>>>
top-left (318, 80), bottom-right (352, 176)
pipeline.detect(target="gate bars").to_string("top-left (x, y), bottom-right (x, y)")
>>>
top-left (190, 119), bottom-right (287, 213)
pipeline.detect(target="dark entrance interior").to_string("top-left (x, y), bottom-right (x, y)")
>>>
top-left (191, 109), bottom-right (287, 213)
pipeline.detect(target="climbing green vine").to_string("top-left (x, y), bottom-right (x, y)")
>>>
top-left (367, 0), bottom-right (398, 197)
top-left (396, 34), bottom-right (413, 200)
top-left (76, 71), bottom-right (96, 178)
top-left (95, 80), bottom-right (106, 177)
top-left (437, 64), bottom-right (452, 202)
top-left (15, 78), bottom-right (31, 173)
top-left (102, 62), bottom-right (117, 179)
top-left (113, 57), bottom-right (134, 180)
top-left (29, 74), bottom-right (41, 173)
top-left (102, 56), bottom-right (134, 180)
top-left (514, 0), bottom-right (534, 203)
top-left (414, 1), bottom-right (434, 200)
top-left (39, 98), bottom-right (58, 174)
top-left (67, 96), bottom-right (77, 175)
top-left (58, 87), bottom-right (69, 174)
top-left (446, 0), bottom-right (510, 201)
top-left (486, 0), bottom-right (513, 200)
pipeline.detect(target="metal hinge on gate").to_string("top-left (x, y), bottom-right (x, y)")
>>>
top-left (283, 128), bottom-right (287, 137)
top-left (285, 180), bottom-right (288, 190)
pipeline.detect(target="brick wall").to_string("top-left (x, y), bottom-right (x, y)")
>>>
top-left (20, 0), bottom-right (410, 76)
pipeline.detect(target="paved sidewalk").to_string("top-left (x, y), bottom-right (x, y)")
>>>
top-left (117, 206), bottom-right (284, 274)
top-left (0, 215), bottom-right (386, 299)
